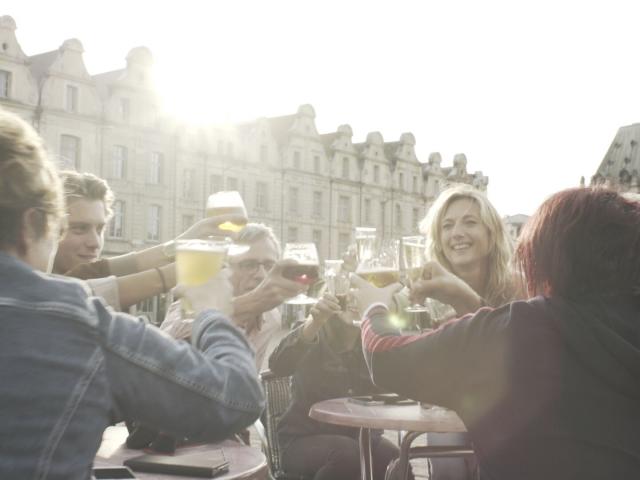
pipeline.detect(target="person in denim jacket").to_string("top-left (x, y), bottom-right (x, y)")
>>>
top-left (0, 110), bottom-right (264, 479)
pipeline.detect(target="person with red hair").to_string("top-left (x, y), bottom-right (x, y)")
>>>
top-left (354, 187), bottom-right (640, 479)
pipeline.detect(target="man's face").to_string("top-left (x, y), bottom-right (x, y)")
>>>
top-left (229, 237), bottom-right (279, 296)
top-left (53, 198), bottom-right (107, 274)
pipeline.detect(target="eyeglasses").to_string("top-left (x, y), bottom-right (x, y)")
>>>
top-left (233, 259), bottom-right (276, 273)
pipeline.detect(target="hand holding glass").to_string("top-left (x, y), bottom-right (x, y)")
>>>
top-left (282, 243), bottom-right (320, 305)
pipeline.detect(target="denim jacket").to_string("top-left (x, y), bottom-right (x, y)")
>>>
top-left (0, 252), bottom-right (264, 479)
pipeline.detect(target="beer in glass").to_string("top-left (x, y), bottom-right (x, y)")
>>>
top-left (206, 191), bottom-right (248, 233)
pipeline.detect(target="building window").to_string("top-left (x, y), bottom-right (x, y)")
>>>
top-left (147, 204), bottom-right (161, 241)
top-left (289, 187), bottom-right (299, 213)
top-left (374, 165), bottom-right (380, 183)
top-left (119, 98), bottom-right (130, 121)
top-left (0, 70), bottom-right (10, 98)
top-left (313, 229), bottom-right (322, 253)
top-left (293, 151), bottom-right (301, 169)
top-left (338, 232), bottom-right (350, 257)
top-left (256, 181), bottom-right (268, 210)
top-left (338, 195), bottom-right (351, 222)
top-left (312, 191), bottom-right (322, 217)
top-left (66, 85), bottom-right (78, 112)
top-left (412, 175), bottom-right (418, 193)
top-left (60, 134), bottom-right (81, 169)
top-left (182, 214), bottom-right (194, 233)
top-left (398, 172), bottom-right (404, 190)
top-left (260, 144), bottom-right (268, 163)
top-left (395, 203), bottom-right (402, 229)
top-left (108, 200), bottom-right (125, 238)
top-left (364, 198), bottom-right (372, 224)
top-left (149, 151), bottom-right (162, 184)
top-left (342, 157), bottom-right (350, 179)
top-left (227, 176), bottom-right (239, 191)
top-left (210, 174), bottom-right (223, 194)
top-left (313, 155), bottom-right (320, 173)
top-left (287, 226), bottom-right (298, 242)
top-left (413, 207), bottom-right (420, 230)
top-left (112, 145), bottom-right (127, 179)
top-left (183, 169), bottom-right (195, 199)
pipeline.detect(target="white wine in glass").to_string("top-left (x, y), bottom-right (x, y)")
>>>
top-left (206, 191), bottom-right (248, 233)
top-left (402, 235), bottom-right (430, 316)
top-left (356, 239), bottom-right (400, 288)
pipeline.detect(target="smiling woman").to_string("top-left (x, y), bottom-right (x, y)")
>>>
top-left (420, 184), bottom-right (516, 307)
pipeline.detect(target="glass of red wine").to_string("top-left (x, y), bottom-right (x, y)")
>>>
top-left (282, 243), bottom-right (320, 305)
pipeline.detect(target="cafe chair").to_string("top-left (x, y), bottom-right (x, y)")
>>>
top-left (255, 369), bottom-right (307, 480)
top-left (385, 431), bottom-right (478, 480)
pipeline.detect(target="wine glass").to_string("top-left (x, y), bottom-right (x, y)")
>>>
top-left (282, 243), bottom-right (320, 305)
top-left (206, 191), bottom-right (248, 233)
top-left (401, 236), bottom-right (431, 330)
top-left (355, 239), bottom-right (400, 288)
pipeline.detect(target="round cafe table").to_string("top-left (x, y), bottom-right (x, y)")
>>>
top-left (94, 426), bottom-right (267, 480)
top-left (309, 397), bottom-right (472, 480)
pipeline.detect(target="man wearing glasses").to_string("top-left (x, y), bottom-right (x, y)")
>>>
top-left (229, 223), bottom-right (306, 370)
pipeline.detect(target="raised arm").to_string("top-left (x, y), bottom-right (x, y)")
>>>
top-left (95, 300), bottom-right (264, 442)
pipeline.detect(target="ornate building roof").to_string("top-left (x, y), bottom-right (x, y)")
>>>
top-left (592, 123), bottom-right (640, 192)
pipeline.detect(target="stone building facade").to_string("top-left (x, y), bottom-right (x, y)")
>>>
top-left (0, 15), bottom-right (489, 261)
top-left (591, 123), bottom-right (640, 193)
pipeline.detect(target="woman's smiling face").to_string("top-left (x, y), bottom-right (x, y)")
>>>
top-left (440, 198), bottom-right (491, 274)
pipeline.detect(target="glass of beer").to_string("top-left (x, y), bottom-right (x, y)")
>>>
top-left (282, 243), bottom-right (320, 305)
top-left (356, 239), bottom-right (400, 288)
top-left (401, 236), bottom-right (429, 313)
top-left (176, 237), bottom-right (230, 315)
top-left (206, 191), bottom-right (248, 233)
top-left (354, 227), bottom-right (377, 264)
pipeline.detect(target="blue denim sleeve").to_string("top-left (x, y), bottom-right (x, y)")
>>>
top-left (91, 298), bottom-right (264, 442)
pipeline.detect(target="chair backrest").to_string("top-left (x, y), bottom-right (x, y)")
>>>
top-left (259, 369), bottom-right (293, 479)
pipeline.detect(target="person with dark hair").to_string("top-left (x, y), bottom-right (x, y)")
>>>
top-left (0, 109), bottom-right (264, 479)
top-left (354, 187), bottom-right (640, 479)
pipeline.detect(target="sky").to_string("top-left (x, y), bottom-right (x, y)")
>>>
top-left (4, 0), bottom-right (639, 216)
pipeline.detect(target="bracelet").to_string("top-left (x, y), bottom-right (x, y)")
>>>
top-left (155, 267), bottom-right (167, 293)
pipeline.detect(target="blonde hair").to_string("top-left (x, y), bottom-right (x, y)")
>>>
top-left (60, 170), bottom-right (114, 219)
top-left (0, 110), bottom-right (64, 249)
top-left (419, 185), bottom-right (515, 306)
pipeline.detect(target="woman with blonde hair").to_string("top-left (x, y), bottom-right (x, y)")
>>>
top-left (0, 110), bottom-right (263, 479)
top-left (412, 185), bottom-right (518, 322)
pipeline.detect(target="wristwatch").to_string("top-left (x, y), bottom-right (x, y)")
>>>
top-left (162, 240), bottom-right (176, 261)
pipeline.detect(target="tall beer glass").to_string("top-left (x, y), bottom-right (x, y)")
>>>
top-left (206, 191), bottom-right (248, 233)
top-left (176, 237), bottom-right (229, 315)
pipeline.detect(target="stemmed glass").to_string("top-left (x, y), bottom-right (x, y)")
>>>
top-left (282, 243), bottom-right (320, 305)
top-left (206, 191), bottom-right (248, 233)
top-left (356, 239), bottom-right (400, 288)
top-left (401, 236), bottom-right (431, 330)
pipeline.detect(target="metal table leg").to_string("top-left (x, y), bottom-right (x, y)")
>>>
top-left (359, 427), bottom-right (373, 480)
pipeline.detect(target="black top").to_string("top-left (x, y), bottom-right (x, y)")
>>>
top-left (362, 295), bottom-right (640, 480)
top-left (268, 319), bottom-right (385, 449)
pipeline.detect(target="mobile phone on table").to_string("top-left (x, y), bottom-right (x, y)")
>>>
top-left (92, 466), bottom-right (137, 479)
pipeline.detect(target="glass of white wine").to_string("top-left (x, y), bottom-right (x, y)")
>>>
top-left (206, 191), bottom-right (248, 233)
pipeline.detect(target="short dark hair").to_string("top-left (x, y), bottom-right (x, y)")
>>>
top-left (516, 187), bottom-right (640, 299)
